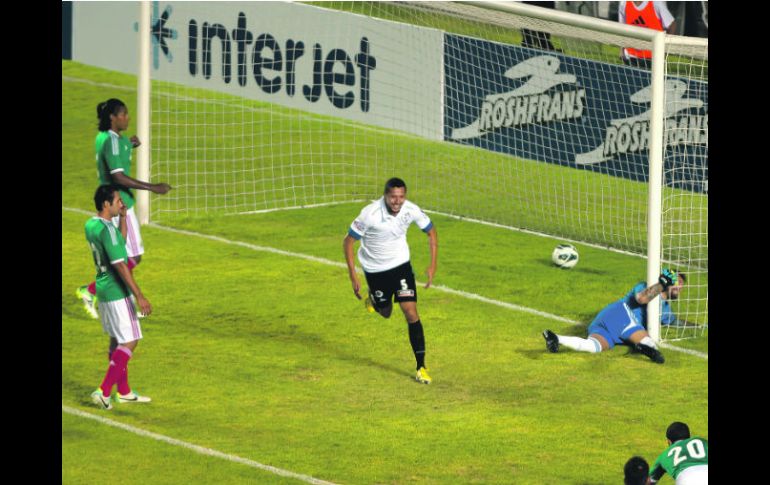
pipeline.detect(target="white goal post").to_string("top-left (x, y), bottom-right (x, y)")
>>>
top-left (136, 1), bottom-right (151, 226)
top-left (133, 1), bottom-right (707, 342)
top-left (467, 0), bottom-right (666, 344)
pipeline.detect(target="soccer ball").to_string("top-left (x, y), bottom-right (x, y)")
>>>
top-left (551, 244), bottom-right (579, 269)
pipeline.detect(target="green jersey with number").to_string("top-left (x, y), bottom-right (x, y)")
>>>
top-left (650, 437), bottom-right (708, 482)
top-left (85, 217), bottom-right (131, 303)
top-left (96, 130), bottom-right (135, 209)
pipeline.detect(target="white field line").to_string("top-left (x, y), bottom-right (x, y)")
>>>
top-left (62, 206), bottom-right (707, 361)
top-left (61, 405), bottom-right (340, 485)
top-left (425, 209), bottom-right (649, 259)
top-left (426, 210), bottom-right (709, 274)
top-left (227, 200), bottom-right (368, 216)
top-left (659, 342), bottom-right (708, 360)
top-left (64, 74), bottom-right (705, 270)
top-left (194, 203), bottom-right (703, 273)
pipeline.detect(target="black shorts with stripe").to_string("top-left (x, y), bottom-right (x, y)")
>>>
top-left (364, 261), bottom-right (417, 308)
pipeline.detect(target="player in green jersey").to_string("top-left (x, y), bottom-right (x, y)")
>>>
top-left (86, 185), bottom-right (154, 410)
top-left (77, 98), bottom-right (172, 319)
top-left (650, 422), bottom-right (708, 484)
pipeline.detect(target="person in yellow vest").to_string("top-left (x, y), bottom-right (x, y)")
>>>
top-left (618, 1), bottom-right (677, 69)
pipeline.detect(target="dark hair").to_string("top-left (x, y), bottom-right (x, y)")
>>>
top-left (678, 272), bottom-right (688, 284)
top-left (94, 184), bottom-right (120, 211)
top-left (623, 456), bottom-right (650, 485)
top-left (97, 98), bottom-right (127, 131)
top-left (666, 422), bottom-right (691, 442)
top-left (384, 177), bottom-right (407, 194)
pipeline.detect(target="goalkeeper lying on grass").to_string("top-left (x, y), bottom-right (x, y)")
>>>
top-left (542, 268), bottom-right (686, 364)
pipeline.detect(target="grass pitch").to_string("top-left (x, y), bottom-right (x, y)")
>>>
top-left (62, 61), bottom-right (706, 484)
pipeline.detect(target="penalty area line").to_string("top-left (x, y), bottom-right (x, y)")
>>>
top-left (61, 405), bottom-right (340, 485)
top-left (61, 206), bottom-right (707, 360)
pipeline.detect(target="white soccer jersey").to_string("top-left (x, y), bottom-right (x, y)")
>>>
top-left (348, 197), bottom-right (433, 273)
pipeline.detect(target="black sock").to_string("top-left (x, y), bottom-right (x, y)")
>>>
top-left (407, 320), bottom-right (426, 369)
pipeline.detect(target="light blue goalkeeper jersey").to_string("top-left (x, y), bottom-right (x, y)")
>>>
top-left (623, 282), bottom-right (677, 328)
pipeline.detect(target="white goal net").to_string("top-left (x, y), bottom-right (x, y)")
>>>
top-left (147, 1), bottom-right (707, 339)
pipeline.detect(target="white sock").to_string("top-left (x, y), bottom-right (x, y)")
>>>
top-left (639, 336), bottom-right (658, 349)
top-left (558, 335), bottom-right (602, 353)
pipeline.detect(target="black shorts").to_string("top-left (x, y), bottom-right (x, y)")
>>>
top-left (364, 261), bottom-right (417, 308)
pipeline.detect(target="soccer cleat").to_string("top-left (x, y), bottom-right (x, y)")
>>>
top-left (635, 343), bottom-right (665, 364)
top-left (76, 286), bottom-right (99, 319)
top-left (116, 391), bottom-right (152, 403)
top-left (543, 330), bottom-right (560, 353)
top-left (91, 389), bottom-right (113, 410)
top-left (415, 367), bottom-right (432, 384)
top-left (364, 295), bottom-right (376, 313)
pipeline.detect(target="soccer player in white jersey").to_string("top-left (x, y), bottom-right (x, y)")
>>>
top-left (344, 178), bottom-right (438, 384)
top-left (85, 185), bottom-right (154, 409)
top-left (76, 98), bottom-right (172, 319)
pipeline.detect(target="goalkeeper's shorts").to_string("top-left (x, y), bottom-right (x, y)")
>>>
top-left (587, 302), bottom-right (644, 349)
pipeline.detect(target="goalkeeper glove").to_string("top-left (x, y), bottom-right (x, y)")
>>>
top-left (658, 268), bottom-right (677, 290)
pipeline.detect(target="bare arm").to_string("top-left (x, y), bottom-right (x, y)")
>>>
top-left (111, 171), bottom-right (172, 195)
top-left (635, 282), bottom-right (665, 305)
top-left (113, 262), bottom-right (152, 316)
top-left (666, 20), bottom-right (677, 35)
top-left (117, 204), bottom-right (128, 240)
top-left (343, 234), bottom-right (362, 299)
top-left (424, 227), bottom-right (438, 288)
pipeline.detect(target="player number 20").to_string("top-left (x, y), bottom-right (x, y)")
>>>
top-left (668, 439), bottom-right (706, 466)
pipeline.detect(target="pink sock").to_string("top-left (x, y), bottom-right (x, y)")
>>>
top-left (99, 347), bottom-right (132, 397)
top-left (117, 365), bottom-right (131, 395)
top-left (88, 282), bottom-right (96, 296)
top-left (108, 349), bottom-right (133, 394)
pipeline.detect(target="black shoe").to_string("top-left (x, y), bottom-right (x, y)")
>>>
top-left (635, 344), bottom-right (665, 364)
top-left (543, 330), bottom-right (559, 353)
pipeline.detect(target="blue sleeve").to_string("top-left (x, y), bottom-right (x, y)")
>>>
top-left (421, 221), bottom-right (433, 233)
top-left (347, 228), bottom-right (362, 240)
top-left (625, 282), bottom-right (648, 308)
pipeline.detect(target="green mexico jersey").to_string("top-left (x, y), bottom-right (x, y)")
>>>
top-left (650, 437), bottom-right (708, 481)
top-left (96, 130), bottom-right (135, 209)
top-left (85, 217), bottom-right (131, 303)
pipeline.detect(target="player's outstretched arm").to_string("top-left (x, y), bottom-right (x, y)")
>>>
top-left (424, 227), bottom-right (438, 288)
top-left (111, 171), bottom-right (172, 195)
top-left (635, 283), bottom-right (665, 305)
top-left (343, 234), bottom-right (362, 299)
top-left (635, 269), bottom-right (677, 304)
